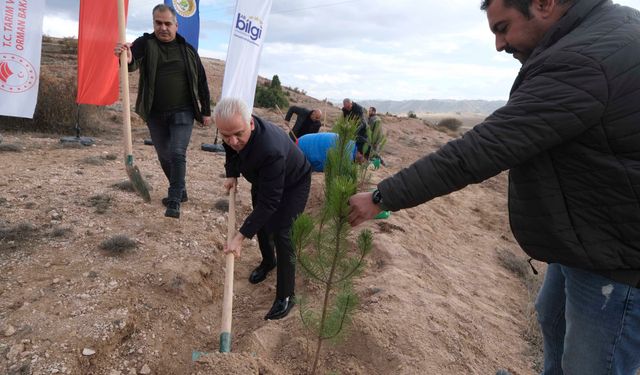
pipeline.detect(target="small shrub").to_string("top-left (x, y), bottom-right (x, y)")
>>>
top-left (437, 117), bottom-right (463, 132)
top-left (112, 180), bottom-right (135, 192)
top-left (0, 143), bottom-right (22, 152)
top-left (407, 111), bottom-right (418, 119)
top-left (50, 226), bottom-right (72, 238)
top-left (82, 156), bottom-right (106, 166)
top-left (0, 222), bottom-right (38, 250)
top-left (99, 234), bottom-right (136, 254)
top-left (214, 199), bottom-right (229, 212)
top-left (89, 194), bottom-right (112, 214)
top-left (104, 153), bottom-right (118, 161)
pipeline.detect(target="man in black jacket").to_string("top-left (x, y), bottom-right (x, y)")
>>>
top-left (216, 98), bottom-right (312, 320)
top-left (342, 98), bottom-right (368, 162)
top-left (348, 0), bottom-right (640, 373)
top-left (114, 4), bottom-right (211, 219)
top-left (284, 105), bottom-right (322, 141)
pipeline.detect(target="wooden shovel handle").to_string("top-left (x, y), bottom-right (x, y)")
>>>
top-left (117, 0), bottom-right (133, 157)
top-left (220, 188), bottom-right (236, 352)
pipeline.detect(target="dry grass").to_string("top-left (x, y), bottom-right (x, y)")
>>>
top-left (0, 222), bottom-right (38, 251)
top-left (0, 143), bottom-right (22, 152)
top-left (496, 248), bottom-right (544, 372)
top-left (89, 194), bottom-right (112, 214)
top-left (99, 235), bottom-right (137, 254)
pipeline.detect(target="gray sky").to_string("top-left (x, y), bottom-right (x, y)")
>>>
top-left (43, 0), bottom-right (640, 101)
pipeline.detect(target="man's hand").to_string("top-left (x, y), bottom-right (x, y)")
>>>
top-left (199, 116), bottom-right (212, 128)
top-left (224, 177), bottom-right (237, 192)
top-left (224, 232), bottom-right (245, 258)
top-left (114, 42), bottom-right (132, 64)
top-left (348, 192), bottom-right (382, 227)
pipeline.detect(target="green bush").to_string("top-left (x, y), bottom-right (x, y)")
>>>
top-left (408, 111), bottom-right (418, 119)
top-left (254, 75), bottom-right (289, 109)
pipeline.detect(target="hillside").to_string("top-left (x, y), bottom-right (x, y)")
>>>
top-left (355, 99), bottom-right (506, 116)
top-left (0, 37), bottom-right (541, 375)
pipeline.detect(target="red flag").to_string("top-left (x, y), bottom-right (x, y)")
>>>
top-left (76, 0), bottom-right (129, 105)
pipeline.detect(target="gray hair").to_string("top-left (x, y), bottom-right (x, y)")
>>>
top-left (214, 98), bottom-right (252, 125)
top-left (152, 4), bottom-right (177, 21)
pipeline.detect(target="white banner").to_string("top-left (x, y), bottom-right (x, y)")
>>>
top-left (220, 0), bottom-right (272, 108)
top-left (0, 0), bottom-right (45, 119)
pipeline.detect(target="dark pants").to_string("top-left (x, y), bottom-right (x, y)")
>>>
top-left (147, 110), bottom-right (194, 201)
top-left (252, 173), bottom-right (311, 299)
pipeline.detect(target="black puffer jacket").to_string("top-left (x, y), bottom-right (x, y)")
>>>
top-left (378, 0), bottom-right (640, 273)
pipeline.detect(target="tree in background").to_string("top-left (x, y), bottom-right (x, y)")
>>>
top-left (292, 116), bottom-right (373, 375)
top-left (254, 74), bottom-right (289, 109)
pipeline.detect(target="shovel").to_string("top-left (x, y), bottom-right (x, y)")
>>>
top-left (220, 187), bottom-right (236, 352)
top-left (117, 0), bottom-right (151, 202)
top-left (275, 104), bottom-right (297, 143)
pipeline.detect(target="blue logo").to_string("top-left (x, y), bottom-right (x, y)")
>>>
top-left (235, 13), bottom-right (263, 42)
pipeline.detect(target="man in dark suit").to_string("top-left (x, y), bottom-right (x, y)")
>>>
top-left (284, 105), bottom-right (322, 141)
top-left (216, 97), bottom-right (312, 320)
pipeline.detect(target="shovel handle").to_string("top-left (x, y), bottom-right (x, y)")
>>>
top-left (117, 0), bottom-right (133, 158)
top-left (220, 188), bottom-right (236, 352)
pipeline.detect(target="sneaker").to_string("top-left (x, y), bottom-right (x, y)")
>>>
top-left (162, 190), bottom-right (188, 207)
top-left (164, 201), bottom-right (180, 219)
top-left (496, 370), bottom-right (512, 375)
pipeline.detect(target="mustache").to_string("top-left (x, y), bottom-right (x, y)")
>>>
top-left (505, 46), bottom-right (519, 55)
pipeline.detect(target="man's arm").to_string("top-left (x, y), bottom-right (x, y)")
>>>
top-left (238, 152), bottom-right (286, 239)
top-left (285, 106), bottom-right (306, 122)
top-left (194, 51), bottom-right (212, 119)
top-left (377, 52), bottom-right (607, 212)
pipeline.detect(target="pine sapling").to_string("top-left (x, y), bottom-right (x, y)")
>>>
top-left (292, 117), bottom-right (373, 374)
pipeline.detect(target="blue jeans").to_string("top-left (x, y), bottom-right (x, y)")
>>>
top-left (147, 110), bottom-right (194, 202)
top-left (536, 264), bottom-right (640, 375)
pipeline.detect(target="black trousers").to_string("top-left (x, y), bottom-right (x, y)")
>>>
top-left (252, 173), bottom-right (311, 299)
top-left (147, 110), bottom-right (194, 202)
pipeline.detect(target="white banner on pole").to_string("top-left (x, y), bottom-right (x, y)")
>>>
top-left (0, 0), bottom-right (45, 119)
top-left (220, 0), bottom-right (272, 108)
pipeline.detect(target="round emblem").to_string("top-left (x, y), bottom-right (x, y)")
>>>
top-left (0, 53), bottom-right (37, 93)
top-left (173, 0), bottom-right (197, 18)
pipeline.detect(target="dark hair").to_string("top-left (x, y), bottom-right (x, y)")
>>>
top-left (153, 4), bottom-right (177, 19)
top-left (480, 0), bottom-right (574, 18)
top-left (369, 107), bottom-right (377, 114)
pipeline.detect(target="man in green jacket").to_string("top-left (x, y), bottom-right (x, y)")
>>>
top-left (349, 0), bottom-right (640, 373)
top-left (114, 4), bottom-right (211, 219)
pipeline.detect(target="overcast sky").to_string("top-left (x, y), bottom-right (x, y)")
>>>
top-left (42, 0), bottom-right (640, 101)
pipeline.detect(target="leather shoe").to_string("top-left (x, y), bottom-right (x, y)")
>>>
top-left (264, 296), bottom-right (295, 320)
top-left (249, 262), bottom-right (276, 284)
top-left (162, 190), bottom-right (188, 207)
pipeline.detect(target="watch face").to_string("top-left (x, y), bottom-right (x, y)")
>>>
top-left (372, 189), bottom-right (382, 204)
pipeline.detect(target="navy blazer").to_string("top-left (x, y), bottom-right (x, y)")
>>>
top-left (224, 115), bottom-right (312, 238)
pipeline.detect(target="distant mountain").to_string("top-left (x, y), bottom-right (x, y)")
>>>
top-left (353, 99), bottom-right (506, 115)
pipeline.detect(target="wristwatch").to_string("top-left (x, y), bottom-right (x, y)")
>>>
top-left (372, 189), bottom-right (383, 205)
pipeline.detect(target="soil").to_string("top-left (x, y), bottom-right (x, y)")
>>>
top-left (0, 38), bottom-right (541, 375)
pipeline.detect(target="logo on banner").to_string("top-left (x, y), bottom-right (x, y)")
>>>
top-left (234, 13), bottom-right (264, 42)
top-left (0, 54), bottom-right (37, 93)
top-left (172, 0), bottom-right (197, 18)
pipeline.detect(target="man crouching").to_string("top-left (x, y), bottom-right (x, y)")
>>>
top-left (216, 98), bottom-right (312, 320)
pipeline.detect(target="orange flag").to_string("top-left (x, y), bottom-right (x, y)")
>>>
top-left (76, 0), bottom-right (129, 105)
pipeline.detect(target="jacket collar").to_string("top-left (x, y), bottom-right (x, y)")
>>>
top-left (529, 0), bottom-right (610, 60)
